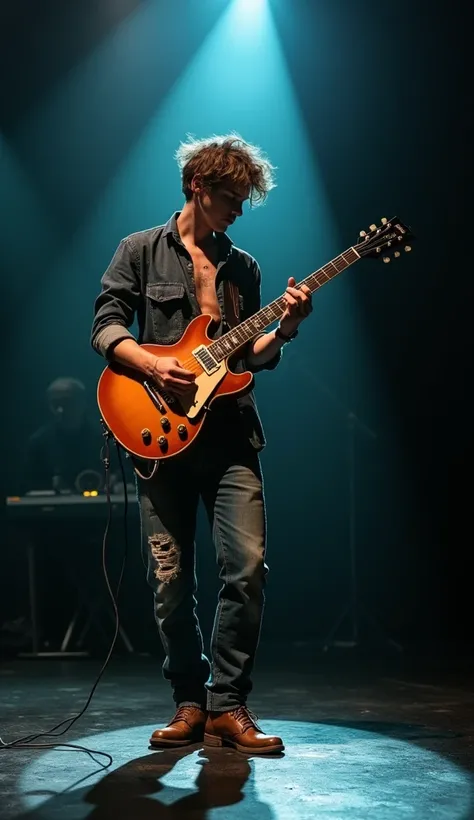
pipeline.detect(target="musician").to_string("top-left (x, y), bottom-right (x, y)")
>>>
top-left (24, 377), bottom-right (104, 493)
top-left (91, 135), bottom-right (312, 753)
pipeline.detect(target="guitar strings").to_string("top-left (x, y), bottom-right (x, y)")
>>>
top-left (177, 272), bottom-right (332, 371)
top-left (172, 246), bottom-right (369, 372)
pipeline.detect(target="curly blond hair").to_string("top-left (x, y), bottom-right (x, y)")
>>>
top-left (175, 133), bottom-right (276, 207)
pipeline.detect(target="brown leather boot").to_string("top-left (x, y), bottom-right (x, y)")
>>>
top-left (149, 706), bottom-right (207, 748)
top-left (204, 706), bottom-right (284, 754)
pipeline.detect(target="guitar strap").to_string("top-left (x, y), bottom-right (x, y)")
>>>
top-left (223, 279), bottom-right (240, 329)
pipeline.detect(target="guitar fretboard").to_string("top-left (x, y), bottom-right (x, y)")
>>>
top-left (208, 245), bottom-right (360, 361)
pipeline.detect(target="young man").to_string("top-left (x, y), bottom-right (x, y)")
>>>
top-left (91, 134), bottom-right (312, 754)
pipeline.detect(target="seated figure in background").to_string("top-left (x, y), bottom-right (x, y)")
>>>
top-left (24, 377), bottom-right (106, 493)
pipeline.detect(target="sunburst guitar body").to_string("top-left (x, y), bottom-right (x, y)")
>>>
top-left (97, 314), bottom-right (253, 460)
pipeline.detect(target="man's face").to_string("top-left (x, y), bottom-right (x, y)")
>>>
top-left (194, 180), bottom-right (250, 233)
top-left (48, 389), bottom-right (86, 430)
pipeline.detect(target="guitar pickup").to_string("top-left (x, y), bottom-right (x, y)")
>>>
top-left (192, 345), bottom-right (220, 375)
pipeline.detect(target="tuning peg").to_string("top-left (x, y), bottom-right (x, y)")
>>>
top-left (359, 230), bottom-right (367, 238)
top-left (383, 256), bottom-right (390, 263)
top-left (381, 217), bottom-right (388, 225)
top-left (405, 245), bottom-right (412, 252)
top-left (369, 224), bottom-right (377, 231)
top-left (394, 251), bottom-right (401, 258)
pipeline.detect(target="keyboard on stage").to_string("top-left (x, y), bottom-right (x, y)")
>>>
top-left (5, 492), bottom-right (137, 520)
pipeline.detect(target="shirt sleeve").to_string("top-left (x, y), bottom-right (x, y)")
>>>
top-left (91, 237), bottom-right (141, 359)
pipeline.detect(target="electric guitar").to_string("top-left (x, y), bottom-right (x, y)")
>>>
top-left (97, 217), bottom-right (414, 461)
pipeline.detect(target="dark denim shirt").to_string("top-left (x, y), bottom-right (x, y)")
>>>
top-left (91, 212), bottom-right (281, 450)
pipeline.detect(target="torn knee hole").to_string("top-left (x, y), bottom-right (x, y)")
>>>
top-left (148, 535), bottom-right (180, 583)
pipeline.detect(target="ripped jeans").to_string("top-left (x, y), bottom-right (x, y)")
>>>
top-left (136, 424), bottom-right (268, 712)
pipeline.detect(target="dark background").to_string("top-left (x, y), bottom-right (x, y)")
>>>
top-left (0, 0), bottom-right (471, 656)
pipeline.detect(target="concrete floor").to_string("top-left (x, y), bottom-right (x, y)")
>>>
top-left (1, 646), bottom-right (473, 819)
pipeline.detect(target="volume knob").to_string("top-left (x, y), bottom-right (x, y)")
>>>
top-left (177, 424), bottom-right (188, 439)
top-left (141, 428), bottom-right (152, 445)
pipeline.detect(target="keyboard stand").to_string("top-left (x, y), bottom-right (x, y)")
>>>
top-left (19, 537), bottom-right (134, 658)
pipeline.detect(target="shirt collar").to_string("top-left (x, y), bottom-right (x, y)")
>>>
top-left (164, 211), bottom-right (234, 257)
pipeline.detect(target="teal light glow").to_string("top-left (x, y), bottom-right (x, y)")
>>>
top-left (233, 0), bottom-right (268, 24)
top-left (11, 0), bottom-right (338, 296)
top-left (74, 0), bottom-right (338, 286)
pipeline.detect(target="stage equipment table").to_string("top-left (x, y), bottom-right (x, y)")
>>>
top-left (5, 493), bottom-right (138, 657)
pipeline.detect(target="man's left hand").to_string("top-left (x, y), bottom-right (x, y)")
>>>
top-left (279, 277), bottom-right (312, 336)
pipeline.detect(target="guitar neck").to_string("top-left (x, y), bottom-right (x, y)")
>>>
top-left (208, 245), bottom-right (361, 361)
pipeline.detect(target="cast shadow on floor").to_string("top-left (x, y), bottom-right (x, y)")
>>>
top-left (15, 744), bottom-right (280, 820)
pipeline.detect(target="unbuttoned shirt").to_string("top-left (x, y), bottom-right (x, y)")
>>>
top-left (91, 212), bottom-right (281, 450)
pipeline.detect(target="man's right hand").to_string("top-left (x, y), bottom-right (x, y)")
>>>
top-left (151, 357), bottom-right (196, 397)
top-left (109, 340), bottom-right (197, 397)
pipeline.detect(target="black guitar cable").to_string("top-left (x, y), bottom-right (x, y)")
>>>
top-left (0, 426), bottom-right (129, 770)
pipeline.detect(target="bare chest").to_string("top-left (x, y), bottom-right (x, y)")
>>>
top-left (189, 250), bottom-right (221, 323)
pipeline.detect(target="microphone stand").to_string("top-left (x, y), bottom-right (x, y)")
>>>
top-left (287, 352), bottom-right (402, 653)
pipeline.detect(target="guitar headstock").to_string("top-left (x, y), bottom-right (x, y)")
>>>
top-left (356, 217), bottom-right (415, 263)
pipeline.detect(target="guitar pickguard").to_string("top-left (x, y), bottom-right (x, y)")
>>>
top-left (179, 361), bottom-right (227, 419)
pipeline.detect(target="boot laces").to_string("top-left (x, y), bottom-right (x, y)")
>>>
top-left (231, 706), bottom-right (261, 734)
top-left (170, 706), bottom-right (199, 726)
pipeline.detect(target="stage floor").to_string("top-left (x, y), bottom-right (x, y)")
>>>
top-left (1, 644), bottom-right (473, 819)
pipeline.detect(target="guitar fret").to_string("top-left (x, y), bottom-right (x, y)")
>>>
top-left (333, 257), bottom-right (346, 272)
top-left (316, 270), bottom-right (330, 284)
